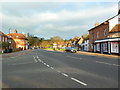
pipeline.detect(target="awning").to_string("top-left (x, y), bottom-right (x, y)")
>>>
top-left (95, 38), bottom-right (120, 43)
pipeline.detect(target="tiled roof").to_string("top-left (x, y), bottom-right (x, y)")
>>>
top-left (110, 24), bottom-right (120, 33)
top-left (89, 14), bottom-right (118, 31)
top-left (7, 33), bottom-right (28, 39)
top-left (0, 31), bottom-right (8, 37)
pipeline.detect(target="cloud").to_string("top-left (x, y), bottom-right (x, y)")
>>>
top-left (1, 2), bottom-right (118, 39)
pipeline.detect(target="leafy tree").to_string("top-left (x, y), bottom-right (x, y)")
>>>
top-left (50, 36), bottom-right (63, 43)
top-left (28, 35), bottom-right (36, 46)
top-left (2, 42), bottom-right (10, 49)
top-left (41, 40), bottom-right (49, 48)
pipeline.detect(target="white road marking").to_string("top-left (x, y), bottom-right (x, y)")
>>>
top-left (38, 59), bottom-right (41, 62)
top-left (34, 55), bottom-right (88, 86)
top-left (95, 61), bottom-right (119, 67)
top-left (50, 67), bottom-right (54, 69)
top-left (46, 65), bottom-right (50, 67)
top-left (37, 56), bottom-right (39, 59)
top-left (33, 56), bottom-right (38, 62)
top-left (44, 63), bottom-right (47, 65)
top-left (41, 61), bottom-right (44, 63)
top-left (57, 70), bottom-right (61, 73)
top-left (71, 77), bottom-right (87, 86)
top-left (61, 73), bottom-right (69, 77)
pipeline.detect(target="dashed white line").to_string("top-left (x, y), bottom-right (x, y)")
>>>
top-left (44, 63), bottom-right (47, 65)
top-left (71, 77), bottom-right (87, 86)
top-left (34, 55), bottom-right (87, 86)
top-left (95, 61), bottom-right (119, 67)
top-left (57, 70), bottom-right (61, 73)
top-left (61, 73), bottom-right (69, 77)
top-left (38, 59), bottom-right (41, 62)
top-left (33, 56), bottom-right (38, 62)
top-left (50, 67), bottom-right (54, 69)
top-left (46, 65), bottom-right (50, 67)
top-left (37, 56), bottom-right (39, 59)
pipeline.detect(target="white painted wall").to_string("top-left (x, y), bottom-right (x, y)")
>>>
top-left (82, 40), bottom-right (89, 51)
top-left (109, 15), bottom-right (118, 31)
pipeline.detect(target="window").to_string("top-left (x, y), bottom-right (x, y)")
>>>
top-left (97, 32), bottom-right (99, 39)
top-left (92, 33), bottom-right (94, 39)
top-left (16, 36), bottom-right (19, 38)
top-left (104, 29), bottom-right (106, 36)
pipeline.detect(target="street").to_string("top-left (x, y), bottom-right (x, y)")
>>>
top-left (2, 49), bottom-right (119, 88)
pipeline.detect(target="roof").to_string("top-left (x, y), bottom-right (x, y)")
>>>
top-left (7, 33), bottom-right (28, 40)
top-left (82, 34), bottom-right (89, 40)
top-left (0, 31), bottom-right (8, 37)
top-left (89, 14), bottom-right (118, 31)
top-left (109, 24), bottom-right (120, 33)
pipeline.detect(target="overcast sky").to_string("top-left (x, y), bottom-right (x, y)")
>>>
top-left (0, 1), bottom-right (118, 39)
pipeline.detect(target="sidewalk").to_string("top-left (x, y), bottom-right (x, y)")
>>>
top-left (2, 49), bottom-right (32, 58)
top-left (76, 51), bottom-right (120, 59)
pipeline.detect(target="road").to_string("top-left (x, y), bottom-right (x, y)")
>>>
top-left (2, 49), bottom-right (119, 88)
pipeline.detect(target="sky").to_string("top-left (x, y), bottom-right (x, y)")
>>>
top-left (0, 1), bottom-right (119, 39)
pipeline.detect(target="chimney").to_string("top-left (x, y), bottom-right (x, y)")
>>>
top-left (24, 34), bottom-right (26, 37)
top-left (95, 22), bottom-right (99, 27)
top-left (14, 29), bottom-right (17, 33)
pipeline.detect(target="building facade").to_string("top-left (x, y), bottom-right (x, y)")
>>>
top-left (89, 14), bottom-right (120, 55)
top-left (7, 29), bottom-right (28, 50)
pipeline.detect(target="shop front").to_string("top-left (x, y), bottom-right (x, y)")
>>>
top-left (95, 38), bottom-right (120, 55)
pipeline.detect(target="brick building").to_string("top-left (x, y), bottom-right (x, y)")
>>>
top-left (7, 29), bottom-right (28, 50)
top-left (0, 31), bottom-right (8, 43)
top-left (89, 14), bottom-right (120, 55)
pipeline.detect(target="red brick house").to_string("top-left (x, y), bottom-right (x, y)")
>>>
top-left (0, 31), bottom-right (8, 43)
top-left (7, 29), bottom-right (28, 50)
top-left (0, 31), bottom-right (12, 52)
top-left (89, 14), bottom-right (120, 55)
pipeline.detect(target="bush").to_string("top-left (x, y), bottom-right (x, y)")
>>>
top-left (2, 42), bottom-right (10, 49)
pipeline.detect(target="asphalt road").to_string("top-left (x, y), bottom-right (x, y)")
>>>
top-left (2, 49), bottom-right (119, 88)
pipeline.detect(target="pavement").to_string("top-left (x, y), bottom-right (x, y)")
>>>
top-left (2, 49), bottom-right (119, 88)
top-left (76, 51), bottom-right (120, 59)
top-left (44, 49), bottom-right (120, 59)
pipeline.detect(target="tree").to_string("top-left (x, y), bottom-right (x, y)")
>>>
top-left (28, 35), bottom-right (42, 47)
top-left (41, 40), bottom-right (49, 48)
top-left (28, 35), bottom-right (36, 46)
top-left (2, 42), bottom-right (10, 49)
top-left (50, 36), bottom-right (63, 43)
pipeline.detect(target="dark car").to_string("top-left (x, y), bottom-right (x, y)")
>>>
top-left (65, 47), bottom-right (77, 53)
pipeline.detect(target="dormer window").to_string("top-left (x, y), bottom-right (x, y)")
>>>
top-left (16, 36), bottom-right (18, 38)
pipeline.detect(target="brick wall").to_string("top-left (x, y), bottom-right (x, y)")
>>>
top-left (89, 23), bottom-right (109, 51)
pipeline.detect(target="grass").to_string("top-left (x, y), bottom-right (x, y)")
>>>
top-left (42, 48), bottom-right (65, 51)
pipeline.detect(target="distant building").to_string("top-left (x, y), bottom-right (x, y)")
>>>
top-left (0, 31), bottom-right (8, 43)
top-left (7, 29), bottom-right (28, 50)
top-left (0, 31), bottom-right (9, 52)
top-left (89, 14), bottom-right (120, 55)
top-left (80, 34), bottom-right (89, 51)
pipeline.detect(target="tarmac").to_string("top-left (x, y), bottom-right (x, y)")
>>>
top-left (2, 49), bottom-right (120, 59)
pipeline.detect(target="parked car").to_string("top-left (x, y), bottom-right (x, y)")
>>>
top-left (3, 49), bottom-right (13, 53)
top-left (65, 47), bottom-right (77, 53)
